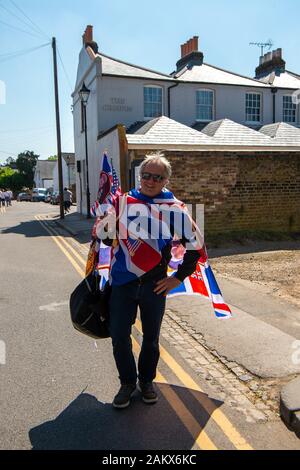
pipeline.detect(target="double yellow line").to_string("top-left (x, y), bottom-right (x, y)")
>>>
top-left (35, 214), bottom-right (253, 451)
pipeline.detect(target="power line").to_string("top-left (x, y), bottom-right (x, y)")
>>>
top-left (0, 42), bottom-right (50, 63)
top-left (57, 47), bottom-right (73, 92)
top-left (8, 0), bottom-right (51, 41)
top-left (0, 43), bottom-right (50, 58)
top-left (0, 150), bottom-right (19, 157)
top-left (0, 18), bottom-right (43, 38)
top-left (0, 2), bottom-right (46, 39)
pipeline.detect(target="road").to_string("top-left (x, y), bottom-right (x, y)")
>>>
top-left (0, 202), bottom-right (299, 450)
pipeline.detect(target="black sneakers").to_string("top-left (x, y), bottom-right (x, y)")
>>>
top-left (113, 384), bottom-right (136, 409)
top-left (138, 381), bottom-right (158, 404)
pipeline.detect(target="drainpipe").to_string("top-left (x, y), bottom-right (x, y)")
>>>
top-left (271, 87), bottom-right (278, 123)
top-left (168, 82), bottom-right (179, 118)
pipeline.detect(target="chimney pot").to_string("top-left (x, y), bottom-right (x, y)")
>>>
top-left (255, 47), bottom-right (286, 79)
top-left (83, 25), bottom-right (93, 45)
top-left (181, 44), bottom-right (185, 58)
top-left (193, 36), bottom-right (199, 51)
top-left (183, 42), bottom-right (188, 57)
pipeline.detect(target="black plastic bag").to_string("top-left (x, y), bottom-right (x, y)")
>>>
top-left (70, 272), bottom-right (111, 339)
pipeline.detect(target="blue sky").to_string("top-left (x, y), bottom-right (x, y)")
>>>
top-left (1, 0), bottom-right (300, 163)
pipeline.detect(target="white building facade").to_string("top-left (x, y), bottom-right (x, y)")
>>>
top-left (73, 26), bottom-right (300, 214)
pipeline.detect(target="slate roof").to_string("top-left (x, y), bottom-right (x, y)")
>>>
top-left (259, 122), bottom-right (300, 144)
top-left (97, 52), bottom-right (174, 81)
top-left (126, 116), bottom-right (300, 148)
top-left (34, 160), bottom-right (56, 179)
top-left (257, 70), bottom-right (300, 89)
top-left (201, 119), bottom-right (274, 146)
top-left (173, 62), bottom-right (269, 88)
top-left (126, 116), bottom-right (214, 146)
top-left (93, 49), bottom-right (269, 87)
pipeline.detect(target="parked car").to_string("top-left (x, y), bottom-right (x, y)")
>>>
top-left (17, 192), bottom-right (31, 202)
top-left (31, 188), bottom-right (48, 202)
top-left (44, 190), bottom-right (53, 203)
top-left (50, 191), bottom-right (60, 205)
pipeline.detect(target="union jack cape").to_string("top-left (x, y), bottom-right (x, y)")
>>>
top-left (87, 153), bottom-right (232, 320)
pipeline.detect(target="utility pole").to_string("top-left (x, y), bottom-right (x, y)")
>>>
top-left (52, 37), bottom-right (64, 219)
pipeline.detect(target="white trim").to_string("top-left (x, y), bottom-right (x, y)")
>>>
top-left (245, 91), bottom-right (263, 125)
top-left (143, 84), bottom-right (163, 120)
top-left (282, 94), bottom-right (297, 124)
top-left (127, 143), bottom-right (300, 151)
top-left (195, 88), bottom-right (215, 122)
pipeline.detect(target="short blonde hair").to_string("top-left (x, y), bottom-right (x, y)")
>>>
top-left (140, 152), bottom-right (172, 179)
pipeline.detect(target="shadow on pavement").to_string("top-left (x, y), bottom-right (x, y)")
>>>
top-left (29, 386), bottom-right (223, 450)
top-left (0, 219), bottom-right (53, 238)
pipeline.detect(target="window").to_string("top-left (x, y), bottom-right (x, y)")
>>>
top-left (283, 96), bottom-right (296, 123)
top-left (196, 89), bottom-right (214, 121)
top-left (144, 86), bottom-right (162, 119)
top-left (246, 93), bottom-right (261, 123)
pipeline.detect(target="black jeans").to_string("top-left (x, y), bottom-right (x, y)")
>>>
top-left (109, 278), bottom-right (166, 385)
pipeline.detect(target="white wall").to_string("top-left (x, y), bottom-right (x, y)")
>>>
top-left (97, 76), bottom-right (275, 130)
top-left (73, 59), bottom-right (99, 215)
top-left (33, 170), bottom-right (53, 189)
top-left (171, 83), bottom-right (273, 126)
top-left (97, 76), bottom-right (173, 133)
top-left (53, 160), bottom-right (75, 192)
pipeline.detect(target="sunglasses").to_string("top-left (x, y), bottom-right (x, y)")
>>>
top-left (141, 172), bottom-right (165, 183)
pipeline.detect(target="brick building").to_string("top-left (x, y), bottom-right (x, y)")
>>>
top-left (125, 117), bottom-right (300, 235)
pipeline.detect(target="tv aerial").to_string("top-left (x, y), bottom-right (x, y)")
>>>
top-left (249, 39), bottom-right (273, 56)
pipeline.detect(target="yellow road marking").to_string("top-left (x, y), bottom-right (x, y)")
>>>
top-left (35, 215), bottom-right (85, 278)
top-left (37, 214), bottom-right (253, 451)
top-left (135, 317), bottom-right (252, 451)
top-left (131, 336), bottom-right (217, 450)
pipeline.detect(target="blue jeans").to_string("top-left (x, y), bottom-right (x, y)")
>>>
top-left (109, 278), bottom-right (166, 385)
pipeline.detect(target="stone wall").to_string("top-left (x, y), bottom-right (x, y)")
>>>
top-left (131, 150), bottom-right (300, 235)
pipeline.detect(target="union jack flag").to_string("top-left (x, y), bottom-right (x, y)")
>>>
top-left (111, 162), bottom-right (121, 196)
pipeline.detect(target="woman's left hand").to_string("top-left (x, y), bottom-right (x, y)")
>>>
top-left (154, 277), bottom-right (182, 296)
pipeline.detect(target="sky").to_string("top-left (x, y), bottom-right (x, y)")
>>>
top-left (1, 0), bottom-right (300, 164)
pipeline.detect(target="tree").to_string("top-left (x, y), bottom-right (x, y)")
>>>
top-left (16, 151), bottom-right (39, 189)
top-left (0, 167), bottom-right (28, 193)
top-left (5, 157), bottom-right (17, 169)
top-left (48, 155), bottom-right (58, 161)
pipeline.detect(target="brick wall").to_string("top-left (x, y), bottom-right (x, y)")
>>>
top-left (131, 150), bottom-right (300, 235)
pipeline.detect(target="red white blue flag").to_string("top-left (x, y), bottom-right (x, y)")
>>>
top-left (90, 153), bottom-right (232, 319)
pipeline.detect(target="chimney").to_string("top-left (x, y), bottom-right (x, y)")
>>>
top-left (255, 48), bottom-right (285, 79)
top-left (176, 35), bottom-right (203, 72)
top-left (82, 25), bottom-right (99, 54)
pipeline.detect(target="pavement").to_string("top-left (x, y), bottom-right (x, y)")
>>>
top-left (51, 208), bottom-right (94, 240)
top-left (52, 208), bottom-right (300, 436)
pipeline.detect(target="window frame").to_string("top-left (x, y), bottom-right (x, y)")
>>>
top-left (143, 85), bottom-right (163, 120)
top-left (195, 88), bottom-right (215, 122)
top-left (282, 95), bottom-right (297, 124)
top-left (245, 92), bottom-right (262, 124)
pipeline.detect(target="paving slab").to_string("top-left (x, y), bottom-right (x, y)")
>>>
top-left (167, 295), bottom-right (300, 379)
